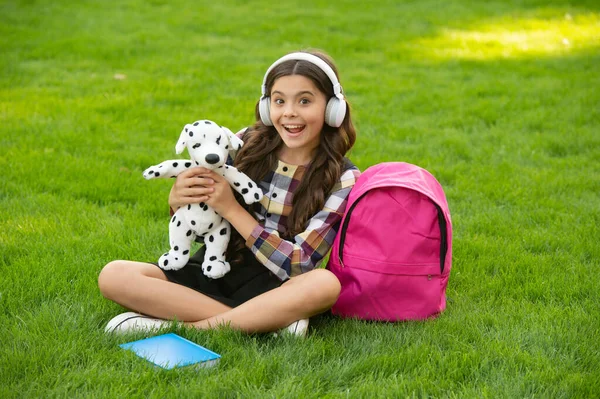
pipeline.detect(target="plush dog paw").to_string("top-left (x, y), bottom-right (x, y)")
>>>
top-left (143, 165), bottom-right (162, 180)
top-left (239, 181), bottom-right (263, 205)
top-left (201, 259), bottom-right (231, 279)
top-left (158, 251), bottom-right (188, 271)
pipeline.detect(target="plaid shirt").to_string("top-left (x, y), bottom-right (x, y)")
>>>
top-left (244, 159), bottom-right (360, 281)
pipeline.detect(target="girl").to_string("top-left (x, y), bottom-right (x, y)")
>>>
top-left (98, 50), bottom-right (361, 336)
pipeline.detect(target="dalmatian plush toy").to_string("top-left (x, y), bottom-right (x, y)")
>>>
top-left (143, 119), bottom-right (263, 279)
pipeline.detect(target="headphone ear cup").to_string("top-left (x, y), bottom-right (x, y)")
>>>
top-left (325, 98), bottom-right (347, 128)
top-left (259, 97), bottom-right (273, 126)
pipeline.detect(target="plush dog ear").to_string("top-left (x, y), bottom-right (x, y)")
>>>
top-left (176, 124), bottom-right (192, 154)
top-left (223, 126), bottom-right (244, 154)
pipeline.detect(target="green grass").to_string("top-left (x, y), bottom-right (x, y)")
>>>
top-left (1, 0), bottom-right (599, 397)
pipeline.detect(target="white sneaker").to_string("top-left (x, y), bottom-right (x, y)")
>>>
top-left (283, 318), bottom-right (309, 337)
top-left (104, 312), bottom-right (170, 334)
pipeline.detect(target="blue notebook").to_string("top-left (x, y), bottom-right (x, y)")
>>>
top-left (120, 333), bottom-right (221, 369)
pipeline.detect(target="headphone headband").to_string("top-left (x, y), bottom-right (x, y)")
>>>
top-left (260, 52), bottom-right (344, 100)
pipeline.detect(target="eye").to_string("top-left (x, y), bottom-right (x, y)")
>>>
top-left (299, 98), bottom-right (310, 105)
top-left (273, 98), bottom-right (284, 105)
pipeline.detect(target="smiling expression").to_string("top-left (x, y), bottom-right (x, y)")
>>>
top-left (269, 75), bottom-right (328, 165)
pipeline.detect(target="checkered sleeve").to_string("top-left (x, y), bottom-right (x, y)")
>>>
top-left (245, 167), bottom-right (361, 281)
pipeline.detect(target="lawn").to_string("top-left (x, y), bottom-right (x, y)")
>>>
top-left (1, 0), bottom-right (599, 397)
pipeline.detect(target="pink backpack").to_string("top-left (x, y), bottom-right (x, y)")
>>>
top-left (327, 162), bottom-right (452, 321)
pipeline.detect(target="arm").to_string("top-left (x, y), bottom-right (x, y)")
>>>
top-left (246, 168), bottom-right (361, 281)
top-left (181, 164), bottom-right (360, 281)
top-left (181, 167), bottom-right (261, 240)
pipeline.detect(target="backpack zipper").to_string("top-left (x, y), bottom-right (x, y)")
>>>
top-left (337, 192), bottom-right (448, 274)
top-left (435, 203), bottom-right (448, 274)
top-left (337, 192), bottom-right (368, 268)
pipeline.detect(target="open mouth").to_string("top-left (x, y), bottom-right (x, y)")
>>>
top-left (283, 124), bottom-right (305, 134)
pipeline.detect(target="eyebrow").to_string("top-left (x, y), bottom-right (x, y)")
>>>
top-left (271, 90), bottom-right (315, 97)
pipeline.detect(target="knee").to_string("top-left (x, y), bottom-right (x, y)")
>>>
top-left (98, 260), bottom-right (128, 300)
top-left (301, 269), bottom-right (341, 309)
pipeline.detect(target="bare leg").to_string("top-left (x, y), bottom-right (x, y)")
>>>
top-left (189, 268), bottom-right (341, 333)
top-left (98, 260), bottom-right (231, 321)
top-left (99, 261), bottom-right (341, 334)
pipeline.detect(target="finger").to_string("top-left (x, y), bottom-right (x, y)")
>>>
top-left (199, 171), bottom-right (228, 184)
top-left (185, 194), bottom-right (210, 203)
top-left (181, 186), bottom-right (214, 197)
top-left (189, 177), bottom-right (215, 187)
top-left (174, 187), bottom-right (211, 199)
top-left (175, 196), bottom-right (209, 205)
top-left (178, 167), bottom-right (202, 178)
top-left (174, 175), bottom-right (212, 191)
top-left (187, 166), bottom-right (212, 176)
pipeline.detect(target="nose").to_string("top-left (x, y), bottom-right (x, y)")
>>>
top-left (283, 103), bottom-right (297, 117)
top-left (205, 154), bottom-right (220, 165)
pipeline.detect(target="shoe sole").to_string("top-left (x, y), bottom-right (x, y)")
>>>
top-left (104, 312), bottom-right (144, 334)
top-left (287, 318), bottom-right (309, 337)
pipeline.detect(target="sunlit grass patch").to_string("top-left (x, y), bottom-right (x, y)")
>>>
top-left (407, 11), bottom-right (600, 60)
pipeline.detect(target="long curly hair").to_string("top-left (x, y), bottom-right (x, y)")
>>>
top-left (227, 50), bottom-right (356, 263)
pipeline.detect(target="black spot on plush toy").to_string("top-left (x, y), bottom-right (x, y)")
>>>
top-left (143, 120), bottom-right (262, 279)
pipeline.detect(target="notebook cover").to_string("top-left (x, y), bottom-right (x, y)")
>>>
top-left (119, 333), bottom-right (221, 369)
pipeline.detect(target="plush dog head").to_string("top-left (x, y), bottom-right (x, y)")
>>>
top-left (175, 120), bottom-right (244, 170)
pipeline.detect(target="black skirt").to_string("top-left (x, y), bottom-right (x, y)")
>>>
top-left (155, 245), bottom-right (284, 308)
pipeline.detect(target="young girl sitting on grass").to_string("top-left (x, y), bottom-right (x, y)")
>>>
top-left (98, 49), bottom-right (361, 336)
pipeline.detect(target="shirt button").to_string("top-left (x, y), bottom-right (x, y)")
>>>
top-left (266, 213), bottom-right (272, 217)
top-left (272, 193), bottom-right (277, 198)
top-left (283, 166), bottom-right (288, 172)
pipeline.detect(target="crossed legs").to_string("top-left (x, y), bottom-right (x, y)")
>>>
top-left (98, 260), bottom-right (341, 333)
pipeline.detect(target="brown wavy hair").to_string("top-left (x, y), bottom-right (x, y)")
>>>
top-left (227, 50), bottom-right (356, 263)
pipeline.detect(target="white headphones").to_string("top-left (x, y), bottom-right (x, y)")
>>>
top-left (258, 52), bottom-right (347, 128)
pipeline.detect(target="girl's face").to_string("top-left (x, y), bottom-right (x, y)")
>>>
top-left (269, 74), bottom-right (327, 165)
